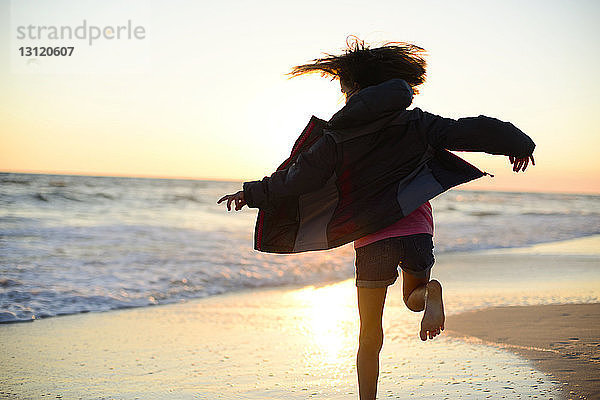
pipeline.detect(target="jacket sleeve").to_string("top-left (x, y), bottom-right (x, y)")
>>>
top-left (422, 111), bottom-right (535, 157)
top-left (243, 134), bottom-right (337, 209)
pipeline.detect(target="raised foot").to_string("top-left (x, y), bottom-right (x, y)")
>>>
top-left (420, 279), bottom-right (445, 341)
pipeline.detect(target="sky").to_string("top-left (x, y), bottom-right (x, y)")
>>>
top-left (1, 0), bottom-right (599, 194)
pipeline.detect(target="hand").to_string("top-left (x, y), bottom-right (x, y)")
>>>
top-left (509, 154), bottom-right (535, 173)
top-left (217, 190), bottom-right (246, 211)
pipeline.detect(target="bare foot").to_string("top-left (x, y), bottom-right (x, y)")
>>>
top-left (420, 280), bottom-right (445, 341)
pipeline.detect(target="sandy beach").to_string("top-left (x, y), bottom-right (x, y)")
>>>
top-left (448, 303), bottom-right (600, 400)
top-left (1, 236), bottom-right (599, 399)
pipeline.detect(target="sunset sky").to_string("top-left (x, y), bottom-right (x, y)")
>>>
top-left (1, 0), bottom-right (599, 193)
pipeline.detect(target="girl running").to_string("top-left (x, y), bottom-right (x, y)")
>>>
top-left (218, 39), bottom-right (535, 400)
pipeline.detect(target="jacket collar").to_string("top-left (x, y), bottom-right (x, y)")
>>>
top-left (328, 79), bottom-right (413, 129)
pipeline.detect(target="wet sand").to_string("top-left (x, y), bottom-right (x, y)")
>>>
top-left (1, 236), bottom-right (599, 399)
top-left (447, 303), bottom-right (600, 400)
top-left (0, 281), bottom-right (567, 400)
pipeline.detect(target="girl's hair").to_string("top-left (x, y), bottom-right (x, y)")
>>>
top-left (289, 37), bottom-right (427, 93)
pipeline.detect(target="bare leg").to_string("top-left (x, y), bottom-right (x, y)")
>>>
top-left (357, 286), bottom-right (387, 400)
top-left (402, 270), bottom-right (445, 341)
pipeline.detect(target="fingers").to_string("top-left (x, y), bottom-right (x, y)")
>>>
top-left (217, 193), bottom-right (245, 211)
top-left (217, 195), bottom-right (228, 204)
top-left (234, 198), bottom-right (246, 211)
top-left (513, 158), bottom-right (521, 172)
top-left (510, 155), bottom-right (535, 173)
top-left (217, 195), bottom-right (233, 210)
top-left (513, 157), bottom-right (526, 172)
top-left (216, 194), bottom-right (234, 210)
top-left (520, 154), bottom-right (535, 172)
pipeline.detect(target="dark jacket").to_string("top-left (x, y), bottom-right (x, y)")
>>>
top-left (243, 79), bottom-right (535, 253)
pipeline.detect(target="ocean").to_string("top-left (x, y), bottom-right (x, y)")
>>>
top-left (1, 172), bottom-right (599, 323)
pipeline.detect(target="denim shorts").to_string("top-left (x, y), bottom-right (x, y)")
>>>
top-left (354, 233), bottom-right (435, 288)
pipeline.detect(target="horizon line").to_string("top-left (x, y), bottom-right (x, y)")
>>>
top-left (2, 169), bottom-right (599, 196)
top-left (0, 168), bottom-right (244, 183)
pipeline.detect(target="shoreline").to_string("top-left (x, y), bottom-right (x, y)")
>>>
top-left (3, 233), bottom-right (599, 325)
top-left (447, 303), bottom-right (600, 400)
top-left (1, 235), bottom-right (598, 398)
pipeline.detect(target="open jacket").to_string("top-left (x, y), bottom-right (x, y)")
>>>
top-left (243, 79), bottom-right (535, 253)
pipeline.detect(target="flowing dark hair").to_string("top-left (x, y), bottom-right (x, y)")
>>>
top-left (289, 36), bottom-right (427, 93)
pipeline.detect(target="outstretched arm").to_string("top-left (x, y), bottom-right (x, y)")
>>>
top-left (423, 111), bottom-right (536, 172)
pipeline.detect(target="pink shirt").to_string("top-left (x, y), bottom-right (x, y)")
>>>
top-left (353, 202), bottom-right (434, 248)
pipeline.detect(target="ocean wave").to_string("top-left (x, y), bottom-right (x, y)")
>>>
top-left (31, 191), bottom-right (84, 202)
top-left (3, 173), bottom-right (599, 323)
top-left (521, 211), bottom-right (600, 217)
top-left (469, 211), bottom-right (502, 217)
top-left (21, 189), bottom-right (208, 204)
top-left (1, 178), bottom-right (31, 185)
top-left (467, 210), bottom-right (599, 218)
top-left (94, 192), bottom-right (115, 200)
top-left (0, 311), bottom-right (33, 324)
top-left (0, 278), bottom-right (23, 288)
top-left (0, 215), bottom-right (38, 224)
top-left (33, 193), bottom-right (49, 202)
top-left (170, 194), bottom-right (204, 203)
top-left (28, 190), bottom-right (120, 203)
top-left (48, 181), bottom-right (67, 187)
